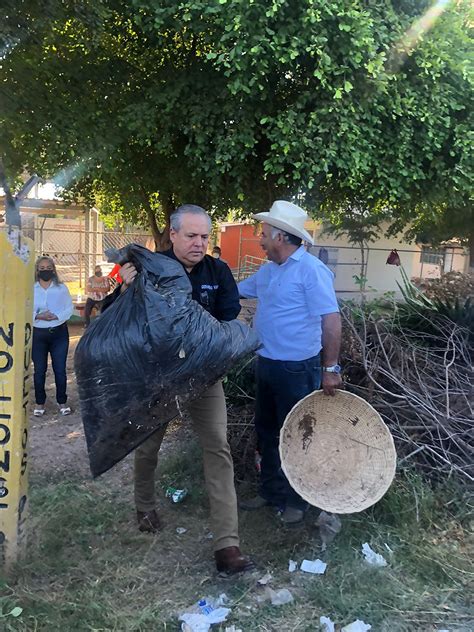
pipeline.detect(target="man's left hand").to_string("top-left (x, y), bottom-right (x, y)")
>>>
top-left (322, 371), bottom-right (343, 396)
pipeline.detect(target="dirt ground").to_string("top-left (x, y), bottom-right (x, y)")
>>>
top-left (20, 323), bottom-right (472, 632)
top-left (28, 323), bottom-right (186, 483)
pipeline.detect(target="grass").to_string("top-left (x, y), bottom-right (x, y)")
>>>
top-left (1, 444), bottom-right (472, 632)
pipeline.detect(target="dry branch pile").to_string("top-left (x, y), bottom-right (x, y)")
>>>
top-left (413, 271), bottom-right (474, 303)
top-left (227, 404), bottom-right (257, 483)
top-left (223, 355), bottom-right (258, 482)
top-left (341, 303), bottom-right (473, 484)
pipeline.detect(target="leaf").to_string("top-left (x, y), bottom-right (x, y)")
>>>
top-left (9, 607), bottom-right (23, 617)
top-left (344, 80), bottom-right (353, 92)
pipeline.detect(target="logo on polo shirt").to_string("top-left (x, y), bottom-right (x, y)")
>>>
top-left (201, 284), bottom-right (219, 290)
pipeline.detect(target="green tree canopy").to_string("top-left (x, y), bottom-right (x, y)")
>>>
top-left (1, 0), bottom-right (472, 256)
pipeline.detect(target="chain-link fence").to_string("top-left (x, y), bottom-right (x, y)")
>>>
top-left (235, 239), bottom-right (469, 298)
top-left (30, 218), bottom-right (151, 290)
top-left (6, 212), bottom-right (470, 300)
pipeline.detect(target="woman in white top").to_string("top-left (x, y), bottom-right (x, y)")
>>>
top-left (33, 256), bottom-right (73, 416)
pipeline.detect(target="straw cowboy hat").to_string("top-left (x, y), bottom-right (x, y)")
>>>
top-left (279, 390), bottom-right (396, 514)
top-left (252, 200), bottom-right (315, 245)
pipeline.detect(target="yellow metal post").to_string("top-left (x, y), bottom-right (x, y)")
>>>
top-left (0, 228), bottom-right (34, 574)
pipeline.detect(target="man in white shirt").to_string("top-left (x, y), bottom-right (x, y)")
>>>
top-left (238, 201), bottom-right (342, 525)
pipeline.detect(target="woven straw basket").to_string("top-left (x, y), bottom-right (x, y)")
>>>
top-left (280, 390), bottom-right (396, 514)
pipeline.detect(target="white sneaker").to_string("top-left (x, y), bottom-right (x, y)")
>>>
top-left (59, 406), bottom-right (72, 416)
top-left (33, 408), bottom-right (45, 417)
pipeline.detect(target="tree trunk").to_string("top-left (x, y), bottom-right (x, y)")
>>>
top-left (142, 193), bottom-right (173, 252)
top-left (359, 241), bottom-right (367, 299)
top-left (157, 194), bottom-right (174, 252)
top-left (145, 205), bottom-right (161, 251)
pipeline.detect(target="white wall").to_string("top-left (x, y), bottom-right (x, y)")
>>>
top-left (306, 223), bottom-right (467, 297)
top-left (309, 231), bottom-right (406, 296)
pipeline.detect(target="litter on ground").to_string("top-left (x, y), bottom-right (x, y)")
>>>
top-left (257, 572), bottom-right (273, 585)
top-left (268, 587), bottom-right (294, 606)
top-left (320, 615), bottom-right (335, 631)
top-left (179, 607), bottom-right (231, 632)
top-left (316, 511), bottom-right (342, 550)
top-left (341, 619), bottom-right (372, 631)
top-left (300, 559), bottom-right (327, 574)
top-left (215, 594), bottom-right (229, 607)
top-left (361, 543), bottom-right (388, 567)
top-left (179, 595), bottom-right (231, 632)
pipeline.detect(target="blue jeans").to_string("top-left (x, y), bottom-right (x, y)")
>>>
top-left (32, 324), bottom-right (69, 405)
top-left (255, 354), bottom-right (321, 511)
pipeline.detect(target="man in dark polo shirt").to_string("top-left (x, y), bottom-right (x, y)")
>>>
top-left (119, 204), bottom-right (254, 575)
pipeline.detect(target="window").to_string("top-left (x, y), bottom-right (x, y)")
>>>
top-left (420, 247), bottom-right (445, 265)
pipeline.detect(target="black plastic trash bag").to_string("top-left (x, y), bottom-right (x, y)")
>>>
top-left (74, 244), bottom-right (259, 477)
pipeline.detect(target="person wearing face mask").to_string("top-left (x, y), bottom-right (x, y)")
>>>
top-left (32, 256), bottom-right (74, 417)
top-left (84, 265), bottom-right (111, 328)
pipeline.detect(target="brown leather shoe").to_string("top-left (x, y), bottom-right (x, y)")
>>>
top-left (136, 509), bottom-right (162, 533)
top-left (214, 546), bottom-right (255, 575)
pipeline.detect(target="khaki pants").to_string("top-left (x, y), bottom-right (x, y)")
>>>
top-left (134, 381), bottom-right (239, 551)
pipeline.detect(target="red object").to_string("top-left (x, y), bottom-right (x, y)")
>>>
top-left (386, 249), bottom-right (401, 266)
top-left (219, 224), bottom-right (263, 269)
top-left (108, 264), bottom-right (123, 283)
top-left (255, 449), bottom-right (262, 474)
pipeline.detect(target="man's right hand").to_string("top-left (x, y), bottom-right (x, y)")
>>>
top-left (119, 263), bottom-right (138, 289)
top-left (36, 310), bottom-right (57, 321)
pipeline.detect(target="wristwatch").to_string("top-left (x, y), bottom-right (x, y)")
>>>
top-left (322, 364), bottom-right (341, 374)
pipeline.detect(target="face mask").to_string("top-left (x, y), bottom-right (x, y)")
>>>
top-left (38, 270), bottom-right (54, 282)
top-left (95, 271), bottom-right (103, 277)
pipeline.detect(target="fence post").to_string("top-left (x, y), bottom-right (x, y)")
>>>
top-left (84, 209), bottom-right (91, 282)
top-left (237, 225), bottom-right (242, 273)
top-left (0, 229), bottom-right (34, 575)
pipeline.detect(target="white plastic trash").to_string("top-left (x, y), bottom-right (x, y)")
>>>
top-left (179, 608), bottom-right (231, 632)
top-left (341, 619), bottom-right (372, 632)
top-left (320, 615), bottom-right (335, 631)
top-left (268, 588), bottom-right (294, 606)
top-left (257, 572), bottom-right (273, 585)
top-left (362, 543), bottom-right (387, 567)
top-left (300, 559), bottom-right (327, 574)
top-left (215, 593), bottom-right (229, 607)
